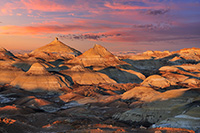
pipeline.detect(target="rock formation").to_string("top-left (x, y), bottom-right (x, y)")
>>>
top-left (114, 88), bottom-right (200, 131)
top-left (0, 61), bottom-right (24, 84)
top-left (0, 47), bottom-right (17, 60)
top-left (10, 63), bottom-right (69, 92)
top-left (99, 67), bottom-right (146, 83)
top-left (30, 37), bottom-right (82, 60)
top-left (141, 75), bottom-right (172, 89)
top-left (175, 47), bottom-right (200, 62)
top-left (67, 44), bottom-right (126, 68)
top-left (0, 46), bottom-right (200, 132)
top-left (60, 65), bottom-right (117, 85)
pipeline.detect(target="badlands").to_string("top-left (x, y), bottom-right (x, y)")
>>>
top-left (0, 38), bottom-right (199, 133)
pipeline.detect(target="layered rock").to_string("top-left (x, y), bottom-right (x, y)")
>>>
top-left (99, 67), bottom-right (146, 83)
top-left (114, 88), bottom-right (200, 131)
top-left (159, 64), bottom-right (200, 87)
top-left (30, 37), bottom-right (81, 60)
top-left (60, 65), bottom-right (117, 85)
top-left (0, 61), bottom-right (24, 84)
top-left (141, 75), bottom-right (172, 89)
top-left (67, 44), bottom-right (126, 68)
top-left (10, 63), bottom-right (69, 92)
top-left (142, 50), bottom-right (171, 59)
top-left (152, 113), bottom-right (200, 132)
top-left (121, 86), bottom-right (160, 102)
top-left (175, 47), bottom-right (200, 62)
top-left (123, 58), bottom-right (167, 76)
top-left (0, 47), bottom-right (17, 60)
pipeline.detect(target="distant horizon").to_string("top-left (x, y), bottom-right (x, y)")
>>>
top-left (0, 0), bottom-right (199, 52)
top-left (7, 38), bottom-right (200, 55)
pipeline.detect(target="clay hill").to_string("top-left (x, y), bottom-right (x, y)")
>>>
top-left (0, 47), bottom-right (17, 60)
top-left (29, 37), bottom-right (82, 60)
top-left (10, 63), bottom-right (70, 92)
top-left (67, 44), bottom-right (126, 68)
top-left (0, 42), bottom-right (200, 133)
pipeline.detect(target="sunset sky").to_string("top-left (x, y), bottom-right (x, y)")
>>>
top-left (0, 0), bottom-right (200, 53)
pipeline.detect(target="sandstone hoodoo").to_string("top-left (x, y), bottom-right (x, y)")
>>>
top-left (30, 37), bottom-right (82, 60)
top-left (10, 63), bottom-right (69, 92)
top-left (68, 44), bottom-right (126, 68)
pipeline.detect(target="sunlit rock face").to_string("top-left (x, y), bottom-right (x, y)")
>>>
top-left (29, 37), bottom-right (82, 60)
top-left (67, 44), bottom-right (126, 68)
top-left (121, 86), bottom-right (161, 102)
top-left (175, 47), bottom-right (200, 62)
top-left (159, 63), bottom-right (200, 87)
top-left (0, 61), bottom-right (24, 84)
top-left (141, 75), bottom-right (172, 89)
top-left (10, 63), bottom-right (69, 92)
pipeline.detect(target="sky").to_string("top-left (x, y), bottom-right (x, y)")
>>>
top-left (0, 0), bottom-right (200, 53)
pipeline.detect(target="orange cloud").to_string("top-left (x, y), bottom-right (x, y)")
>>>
top-left (104, 2), bottom-right (150, 10)
top-left (0, 23), bottom-right (114, 35)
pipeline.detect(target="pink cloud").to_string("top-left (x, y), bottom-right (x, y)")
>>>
top-left (20, 0), bottom-right (68, 12)
top-left (0, 0), bottom-right (69, 15)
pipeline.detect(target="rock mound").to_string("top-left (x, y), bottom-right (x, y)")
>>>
top-left (60, 68), bottom-right (117, 85)
top-left (68, 44), bottom-right (126, 68)
top-left (30, 37), bottom-right (81, 60)
top-left (173, 47), bottom-right (200, 63)
top-left (0, 47), bottom-right (16, 60)
top-left (121, 86), bottom-right (160, 102)
top-left (70, 65), bottom-right (89, 72)
top-left (141, 75), bottom-right (171, 89)
top-left (99, 67), bottom-right (145, 83)
top-left (0, 61), bottom-right (24, 84)
top-left (26, 63), bottom-right (49, 75)
top-left (10, 63), bottom-right (69, 92)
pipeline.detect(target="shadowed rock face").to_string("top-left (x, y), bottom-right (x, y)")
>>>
top-left (99, 67), bottom-right (145, 83)
top-left (0, 47), bottom-right (17, 60)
